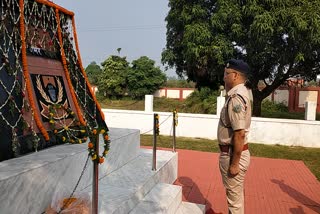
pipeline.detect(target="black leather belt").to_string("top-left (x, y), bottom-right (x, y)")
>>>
top-left (219, 144), bottom-right (249, 153)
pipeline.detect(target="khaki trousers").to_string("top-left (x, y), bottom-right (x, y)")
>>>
top-left (219, 150), bottom-right (250, 214)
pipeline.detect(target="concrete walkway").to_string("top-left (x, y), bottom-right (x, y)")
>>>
top-left (171, 149), bottom-right (320, 214)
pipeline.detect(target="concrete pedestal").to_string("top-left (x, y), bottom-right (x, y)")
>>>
top-left (305, 101), bottom-right (317, 121)
top-left (145, 95), bottom-right (154, 112)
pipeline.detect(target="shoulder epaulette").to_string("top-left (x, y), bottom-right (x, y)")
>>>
top-left (227, 93), bottom-right (247, 106)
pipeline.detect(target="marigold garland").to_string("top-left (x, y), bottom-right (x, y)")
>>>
top-left (48, 104), bottom-right (88, 144)
top-left (173, 109), bottom-right (178, 126)
top-left (71, 16), bottom-right (105, 121)
top-left (87, 129), bottom-right (110, 164)
top-left (19, 0), bottom-right (49, 140)
top-left (55, 9), bottom-right (86, 126)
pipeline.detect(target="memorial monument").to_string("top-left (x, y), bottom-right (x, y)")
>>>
top-left (0, 0), bottom-right (107, 161)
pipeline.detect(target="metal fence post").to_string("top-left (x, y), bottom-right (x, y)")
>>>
top-left (92, 135), bottom-right (99, 214)
top-left (172, 110), bottom-right (177, 152)
top-left (152, 113), bottom-right (159, 171)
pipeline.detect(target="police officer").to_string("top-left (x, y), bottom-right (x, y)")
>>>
top-left (217, 59), bottom-right (252, 214)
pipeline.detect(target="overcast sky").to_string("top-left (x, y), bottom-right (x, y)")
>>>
top-left (52, 0), bottom-right (177, 77)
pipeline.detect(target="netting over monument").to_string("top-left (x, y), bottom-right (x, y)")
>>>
top-left (0, 0), bottom-right (108, 161)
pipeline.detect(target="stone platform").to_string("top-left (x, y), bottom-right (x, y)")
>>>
top-left (0, 128), bottom-right (204, 214)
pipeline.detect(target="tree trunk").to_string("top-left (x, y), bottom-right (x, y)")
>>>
top-left (252, 97), bottom-right (263, 117)
top-left (251, 88), bottom-right (264, 117)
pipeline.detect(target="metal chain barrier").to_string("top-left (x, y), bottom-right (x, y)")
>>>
top-left (140, 128), bottom-right (154, 135)
top-left (159, 114), bottom-right (172, 126)
top-left (40, 155), bottom-right (90, 214)
top-left (140, 114), bottom-right (171, 135)
top-left (58, 155), bottom-right (90, 214)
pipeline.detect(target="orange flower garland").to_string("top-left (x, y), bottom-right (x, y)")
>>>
top-left (71, 16), bottom-right (105, 121)
top-left (19, 0), bottom-right (49, 140)
top-left (98, 157), bottom-right (104, 164)
top-left (55, 9), bottom-right (86, 126)
top-left (87, 129), bottom-right (110, 164)
top-left (88, 142), bottom-right (94, 149)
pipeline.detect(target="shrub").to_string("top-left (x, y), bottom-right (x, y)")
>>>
top-left (184, 87), bottom-right (219, 114)
top-left (261, 99), bottom-right (288, 113)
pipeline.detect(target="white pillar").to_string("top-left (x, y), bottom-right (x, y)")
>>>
top-left (304, 101), bottom-right (316, 121)
top-left (216, 90), bottom-right (225, 117)
top-left (145, 95), bottom-right (154, 112)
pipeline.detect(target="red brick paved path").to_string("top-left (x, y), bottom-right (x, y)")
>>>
top-left (173, 149), bottom-right (320, 214)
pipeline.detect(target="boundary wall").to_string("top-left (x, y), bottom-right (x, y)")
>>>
top-left (266, 87), bottom-right (320, 112)
top-left (154, 87), bottom-right (320, 112)
top-left (102, 109), bottom-right (320, 148)
top-left (154, 88), bottom-right (194, 100)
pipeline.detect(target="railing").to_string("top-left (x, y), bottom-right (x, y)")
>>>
top-left (92, 135), bottom-right (99, 214)
top-left (172, 109), bottom-right (178, 152)
top-left (152, 113), bottom-right (159, 171)
top-left (152, 110), bottom-right (178, 171)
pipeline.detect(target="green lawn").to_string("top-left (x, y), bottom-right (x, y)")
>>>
top-left (100, 98), bottom-right (186, 112)
top-left (140, 135), bottom-right (320, 181)
top-left (100, 97), bottom-right (320, 120)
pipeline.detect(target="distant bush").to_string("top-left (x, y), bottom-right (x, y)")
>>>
top-left (165, 79), bottom-right (195, 88)
top-left (260, 99), bottom-right (308, 120)
top-left (306, 80), bottom-right (320, 87)
top-left (183, 87), bottom-right (219, 114)
top-left (261, 99), bottom-right (288, 113)
top-left (184, 91), bottom-right (291, 116)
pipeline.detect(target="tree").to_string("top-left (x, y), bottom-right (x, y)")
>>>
top-left (127, 56), bottom-right (166, 98)
top-left (162, 0), bottom-right (320, 116)
top-left (97, 55), bottom-right (166, 99)
top-left (85, 61), bottom-right (102, 85)
top-left (98, 55), bottom-right (129, 98)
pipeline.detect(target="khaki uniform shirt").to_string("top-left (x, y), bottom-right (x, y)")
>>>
top-left (217, 83), bottom-right (251, 146)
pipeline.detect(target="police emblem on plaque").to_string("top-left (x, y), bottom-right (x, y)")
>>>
top-left (31, 74), bottom-right (71, 121)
